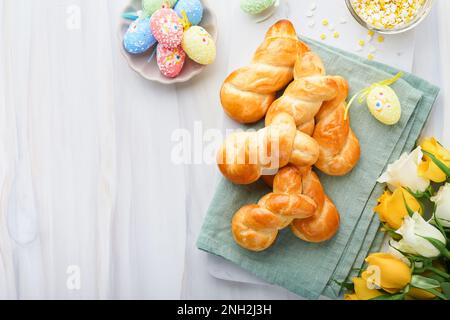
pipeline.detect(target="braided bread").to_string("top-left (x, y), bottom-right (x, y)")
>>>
top-left (263, 166), bottom-right (340, 243)
top-left (313, 83), bottom-right (361, 176)
top-left (265, 44), bottom-right (360, 176)
top-left (290, 166), bottom-right (340, 243)
top-left (232, 166), bottom-right (317, 251)
top-left (220, 20), bottom-right (301, 124)
top-left (265, 50), bottom-right (340, 136)
top-left (217, 113), bottom-right (319, 185)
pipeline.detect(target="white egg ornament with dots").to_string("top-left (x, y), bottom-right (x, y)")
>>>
top-left (156, 44), bottom-right (186, 78)
top-left (182, 26), bottom-right (216, 65)
top-left (174, 0), bottom-right (204, 26)
top-left (123, 17), bottom-right (156, 54)
top-left (151, 8), bottom-right (184, 48)
top-left (367, 85), bottom-right (402, 125)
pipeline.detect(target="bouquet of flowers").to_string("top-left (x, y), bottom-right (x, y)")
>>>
top-left (342, 137), bottom-right (450, 300)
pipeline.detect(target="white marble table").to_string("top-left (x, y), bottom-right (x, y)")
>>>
top-left (0, 0), bottom-right (448, 300)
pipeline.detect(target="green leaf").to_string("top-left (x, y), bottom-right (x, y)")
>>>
top-left (422, 150), bottom-right (450, 178)
top-left (411, 275), bottom-right (441, 290)
top-left (371, 292), bottom-right (406, 300)
top-left (441, 283), bottom-right (450, 299)
top-left (406, 185), bottom-right (434, 200)
top-left (425, 288), bottom-right (448, 300)
top-left (402, 192), bottom-right (416, 217)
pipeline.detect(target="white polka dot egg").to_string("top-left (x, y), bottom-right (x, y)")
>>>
top-left (366, 85), bottom-right (402, 125)
top-left (150, 8), bottom-right (183, 49)
top-left (182, 26), bottom-right (216, 65)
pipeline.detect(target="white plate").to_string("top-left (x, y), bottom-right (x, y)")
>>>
top-left (118, 0), bottom-right (218, 84)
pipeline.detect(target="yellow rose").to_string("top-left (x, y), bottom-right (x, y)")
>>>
top-left (408, 287), bottom-right (436, 300)
top-left (374, 188), bottom-right (422, 229)
top-left (362, 253), bottom-right (412, 293)
top-left (418, 137), bottom-right (450, 183)
top-left (345, 277), bottom-right (384, 300)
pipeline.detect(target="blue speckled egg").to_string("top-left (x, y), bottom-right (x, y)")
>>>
top-left (123, 17), bottom-right (156, 54)
top-left (174, 0), bottom-right (204, 26)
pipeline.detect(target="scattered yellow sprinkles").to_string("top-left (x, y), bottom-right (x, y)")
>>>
top-left (321, 19), bottom-right (329, 26)
top-left (368, 30), bottom-right (375, 37)
top-left (377, 35), bottom-right (385, 42)
top-left (350, 0), bottom-right (426, 29)
top-left (358, 39), bottom-right (365, 46)
top-left (320, 33), bottom-right (327, 40)
top-left (333, 31), bottom-right (340, 39)
top-left (367, 53), bottom-right (375, 60)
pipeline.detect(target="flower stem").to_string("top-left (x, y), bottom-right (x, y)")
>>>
top-left (426, 266), bottom-right (450, 281)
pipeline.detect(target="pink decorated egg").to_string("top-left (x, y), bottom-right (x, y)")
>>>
top-left (150, 8), bottom-right (184, 49)
top-left (156, 44), bottom-right (186, 78)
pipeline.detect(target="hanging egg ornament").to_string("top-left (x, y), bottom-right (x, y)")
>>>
top-left (366, 85), bottom-right (402, 125)
top-left (240, 0), bottom-right (276, 15)
top-left (182, 26), bottom-right (216, 65)
top-left (123, 17), bottom-right (156, 54)
top-left (174, 0), bottom-right (204, 26)
top-left (142, 0), bottom-right (178, 17)
top-left (156, 44), bottom-right (186, 78)
top-left (151, 8), bottom-right (184, 49)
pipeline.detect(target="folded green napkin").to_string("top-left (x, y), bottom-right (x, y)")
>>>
top-left (197, 37), bottom-right (440, 300)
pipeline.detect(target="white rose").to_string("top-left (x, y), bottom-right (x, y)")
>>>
top-left (378, 147), bottom-right (430, 193)
top-left (431, 183), bottom-right (450, 227)
top-left (391, 212), bottom-right (446, 258)
top-left (388, 240), bottom-right (423, 268)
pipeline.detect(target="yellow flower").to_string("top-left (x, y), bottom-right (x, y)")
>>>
top-left (363, 253), bottom-right (412, 293)
top-left (418, 137), bottom-right (450, 182)
top-left (408, 287), bottom-right (436, 300)
top-left (345, 277), bottom-right (384, 300)
top-left (374, 188), bottom-right (422, 230)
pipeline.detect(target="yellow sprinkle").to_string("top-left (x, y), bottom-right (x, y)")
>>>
top-left (367, 30), bottom-right (375, 37)
top-left (367, 53), bottom-right (375, 60)
top-left (377, 35), bottom-right (385, 43)
top-left (322, 19), bottom-right (329, 26)
top-left (358, 39), bottom-right (365, 47)
top-left (320, 33), bottom-right (326, 40)
top-left (333, 31), bottom-right (340, 39)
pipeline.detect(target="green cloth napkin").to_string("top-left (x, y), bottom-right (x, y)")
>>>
top-left (197, 37), bottom-right (440, 300)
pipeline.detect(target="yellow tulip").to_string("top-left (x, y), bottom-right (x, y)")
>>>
top-left (363, 253), bottom-right (412, 293)
top-left (345, 277), bottom-right (384, 300)
top-left (418, 137), bottom-right (450, 183)
top-left (374, 188), bottom-right (422, 229)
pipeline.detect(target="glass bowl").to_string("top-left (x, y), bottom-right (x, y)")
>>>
top-left (345, 0), bottom-right (434, 34)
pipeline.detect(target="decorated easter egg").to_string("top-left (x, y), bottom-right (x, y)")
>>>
top-left (123, 17), bottom-right (156, 54)
top-left (174, 0), bottom-right (204, 26)
top-left (182, 26), bottom-right (216, 65)
top-left (151, 8), bottom-right (184, 48)
top-left (142, 0), bottom-right (178, 17)
top-left (157, 44), bottom-right (186, 78)
top-left (240, 0), bottom-right (276, 15)
top-left (367, 85), bottom-right (402, 125)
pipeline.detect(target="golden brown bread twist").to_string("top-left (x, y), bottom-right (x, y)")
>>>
top-left (265, 48), bottom-right (340, 136)
top-left (232, 166), bottom-right (317, 251)
top-left (220, 20), bottom-right (301, 124)
top-left (265, 43), bottom-right (361, 176)
top-left (217, 113), bottom-right (319, 185)
top-left (290, 166), bottom-right (340, 243)
top-left (313, 83), bottom-right (361, 176)
top-left (263, 165), bottom-right (340, 243)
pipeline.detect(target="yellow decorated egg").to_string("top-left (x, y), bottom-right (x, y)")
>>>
top-left (182, 26), bottom-right (216, 65)
top-left (366, 85), bottom-right (401, 125)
